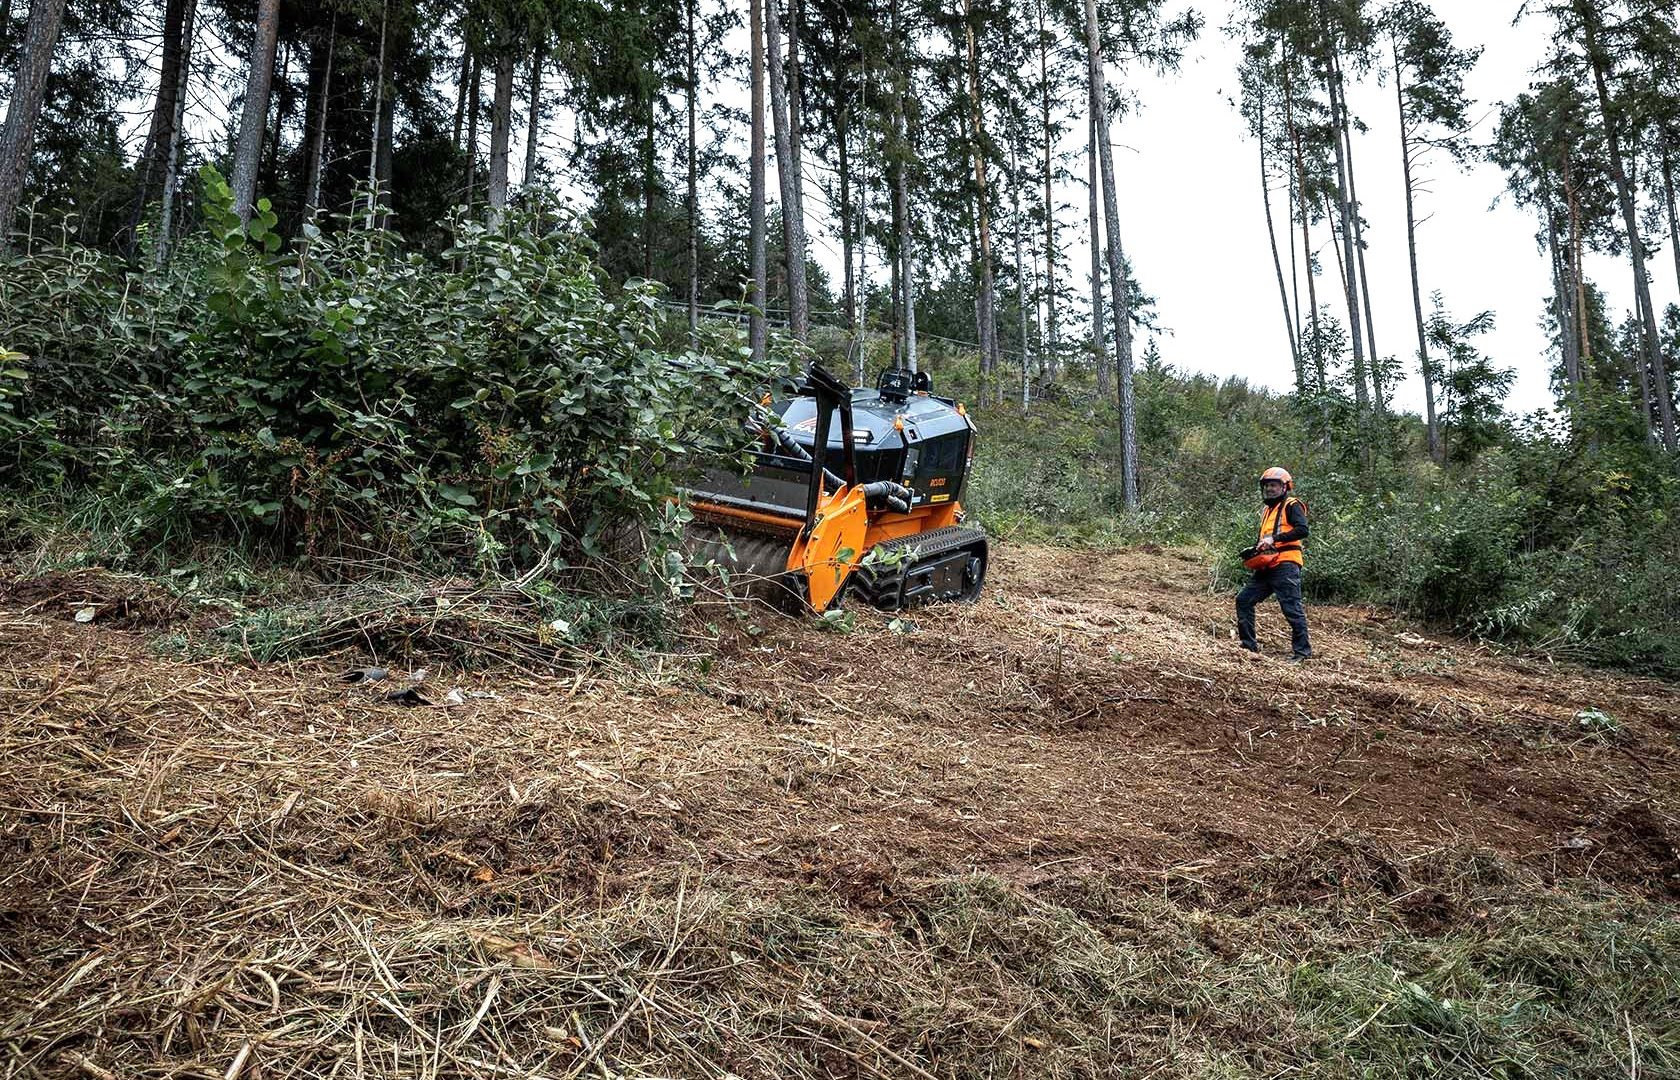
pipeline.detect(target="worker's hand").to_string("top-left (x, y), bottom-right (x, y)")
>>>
top-left (1257, 535), bottom-right (1276, 551)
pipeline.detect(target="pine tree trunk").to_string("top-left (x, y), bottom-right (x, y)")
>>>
top-left (749, 0), bottom-right (768, 363)
top-left (1566, 163), bottom-right (1591, 370)
top-left (366, 0), bottom-right (389, 228)
top-left (302, 15), bottom-right (335, 219)
top-left (0, 0), bottom-right (70, 251)
top-left (891, 0), bottom-right (917, 375)
top-left (855, 65), bottom-right (870, 385)
top-left (1085, 0), bottom-right (1136, 508)
top-left (525, 46), bottom-right (543, 186)
top-left (1012, 143), bottom-right (1031, 409)
top-left (1395, 50), bottom-right (1439, 460)
top-left (230, 0), bottom-right (282, 223)
top-left (894, 104), bottom-right (918, 375)
top-left (453, 41), bottom-right (470, 149)
top-left (786, 0), bottom-right (807, 236)
top-left (685, 0), bottom-right (698, 339)
top-left (643, 105), bottom-right (655, 280)
top-left (1320, 25), bottom-right (1368, 421)
top-left (765, 0), bottom-right (809, 339)
top-left (1282, 55), bottom-right (1323, 395)
top-left (1036, 0), bottom-right (1059, 382)
top-left (1580, 1), bottom-right (1674, 449)
top-left (489, 48), bottom-right (513, 217)
top-left (1663, 145), bottom-right (1680, 299)
top-left (154, 0), bottom-right (198, 267)
top-left (961, 0), bottom-right (999, 398)
top-left (838, 101), bottom-right (854, 353)
top-left (1258, 88), bottom-right (1300, 388)
top-left (1546, 205), bottom-right (1582, 410)
top-left (1337, 46), bottom-right (1381, 413)
top-left (1087, 104), bottom-right (1106, 396)
top-left (463, 54), bottom-right (481, 210)
top-left (129, 0), bottom-right (189, 237)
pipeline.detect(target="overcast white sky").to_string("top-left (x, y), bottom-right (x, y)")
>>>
top-left (1089, 0), bottom-right (1680, 417)
top-left (772, 1), bottom-right (1676, 417)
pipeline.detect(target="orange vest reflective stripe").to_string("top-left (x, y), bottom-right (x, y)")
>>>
top-left (1259, 497), bottom-right (1305, 565)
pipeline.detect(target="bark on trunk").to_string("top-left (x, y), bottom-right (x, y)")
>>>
top-left (766, 0), bottom-right (809, 339)
top-left (1258, 87), bottom-right (1301, 388)
top-left (488, 48), bottom-right (514, 217)
top-left (1664, 145), bottom-right (1680, 299)
top-left (154, 0), bottom-right (198, 266)
top-left (453, 41), bottom-right (470, 149)
top-left (463, 54), bottom-right (480, 210)
top-left (525, 45), bottom-right (543, 186)
top-left (749, 0), bottom-right (768, 363)
top-left (1545, 205), bottom-right (1582, 409)
top-left (1086, 104), bottom-right (1106, 395)
top-left (1085, 0), bottom-right (1136, 508)
top-left (1282, 55), bottom-right (1323, 394)
top-left (1395, 45), bottom-right (1439, 460)
top-left (0, 0), bottom-right (68, 251)
top-left (230, 0), bottom-right (282, 223)
top-left (838, 101), bottom-right (855, 356)
top-left (1012, 141), bottom-right (1031, 408)
top-left (891, 0), bottom-right (916, 373)
top-left (1565, 159), bottom-right (1590, 370)
top-left (365, 0), bottom-right (389, 229)
top-left (302, 15), bottom-right (335, 219)
top-left (1036, 0), bottom-right (1059, 382)
top-left (1580, 0), bottom-right (1674, 449)
top-left (130, 0), bottom-right (189, 235)
top-left (1320, 26), bottom-right (1369, 420)
top-left (962, 0), bottom-right (999, 398)
top-left (685, 0), bottom-right (698, 339)
top-left (642, 105), bottom-right (655, 280)
top-left (1337, 46), bottom-right (1381, 413)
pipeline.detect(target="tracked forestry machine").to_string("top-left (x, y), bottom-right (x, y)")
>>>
top-left (684, 364), bottom-right (988, 613)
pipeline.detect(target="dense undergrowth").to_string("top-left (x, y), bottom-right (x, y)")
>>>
top-left (942, 357), bottom-right (1680, 676)
top-left (0, 172), bottom-right (784, 647)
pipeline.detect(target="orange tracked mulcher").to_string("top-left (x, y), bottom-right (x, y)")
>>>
top-left (684, 363), bottom-right (988, 613)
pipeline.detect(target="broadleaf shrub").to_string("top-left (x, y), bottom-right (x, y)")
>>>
top-left (0, 168), bottom-right (778, 584)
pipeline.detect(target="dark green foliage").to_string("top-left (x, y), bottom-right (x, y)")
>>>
top-left (953, 346), bottom-right (1680, 676)
top-left (0, 167), bottom-right (777, 585)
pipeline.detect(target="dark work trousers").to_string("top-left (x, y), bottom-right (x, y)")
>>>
top-left (1236, 562), bottom-right (1313, 658)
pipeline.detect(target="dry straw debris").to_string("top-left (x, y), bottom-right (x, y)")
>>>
top-left (2, 544), bottom-right (1678, 1077)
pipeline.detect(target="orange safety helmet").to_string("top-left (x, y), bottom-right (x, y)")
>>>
top-left (1259, 466), bottom-right (1294, 492)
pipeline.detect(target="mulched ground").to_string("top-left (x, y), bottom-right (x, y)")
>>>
top-left (1, 542), bottom-right (1676, 1077)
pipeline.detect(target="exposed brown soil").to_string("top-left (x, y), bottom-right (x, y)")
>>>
top-left (1, 543), bottom-right (1677, 1076)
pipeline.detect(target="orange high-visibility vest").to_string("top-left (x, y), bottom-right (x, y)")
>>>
top-left (1259, 497), bottom-right (1305, 566)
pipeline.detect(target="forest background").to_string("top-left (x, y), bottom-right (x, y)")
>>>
top-left (0, 0), bottom-right (1678, 674)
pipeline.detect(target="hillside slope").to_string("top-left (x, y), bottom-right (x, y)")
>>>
top-left (3, 543), bottom-right (1678, 1078)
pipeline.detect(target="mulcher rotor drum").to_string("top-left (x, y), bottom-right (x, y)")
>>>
top-left (683, 365), bottom-right (988, 613)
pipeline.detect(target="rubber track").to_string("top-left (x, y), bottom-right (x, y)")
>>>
top-left (849, 525), bottom-right (988, 611)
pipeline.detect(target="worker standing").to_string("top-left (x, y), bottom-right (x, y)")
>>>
top-left (1236, 467), bottom-right (1313, 661)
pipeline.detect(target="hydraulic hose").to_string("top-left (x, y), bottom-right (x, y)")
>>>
top-left (769, 427), bottom-right (844, 492)
top-left (859, 481), bottom-right (913, 514)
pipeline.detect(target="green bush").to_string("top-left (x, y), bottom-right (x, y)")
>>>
top-left (0, 168), bottom-right (776, 583)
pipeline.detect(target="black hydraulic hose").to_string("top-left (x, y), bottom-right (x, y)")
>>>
top-left (859, 481), bottom-right (913, 514)
top-left (770, 427), bottom-right (844, 492)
